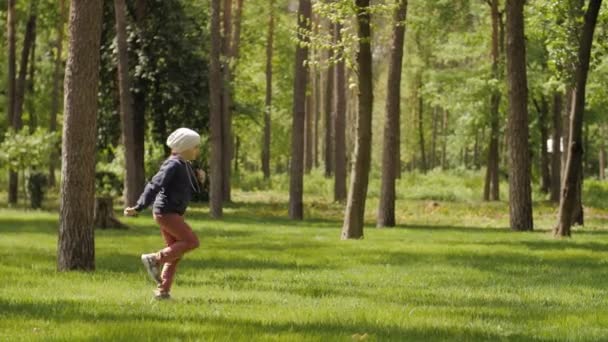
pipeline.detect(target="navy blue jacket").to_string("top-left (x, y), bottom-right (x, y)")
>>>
top-left (134, 155), bottom-right (200, 215)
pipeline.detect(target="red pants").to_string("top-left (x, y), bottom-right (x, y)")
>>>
top-left (153, 213), bottom-right (200, 293)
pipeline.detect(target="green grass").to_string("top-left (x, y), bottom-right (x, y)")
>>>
top-left (2, 173), bottom-right (608, 341)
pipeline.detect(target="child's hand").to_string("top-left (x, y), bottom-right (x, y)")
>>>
top-left (124, 207), bottom-right (138, 217)
top-left (196, 169), bottom-right (206, 184)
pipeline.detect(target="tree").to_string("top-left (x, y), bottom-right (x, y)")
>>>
top-left (324, 21), bottom-right (335, 178)
top-left (57, 0), bottom-right (104, 271)
top-left (221, 0), bottom-right (234, 203)
top-left (505, 0), bottom-right (533, 231)
top-left (262, 0), bottom-right (274, 180)
top-left (555, 0), bottom-right (602, 237)
top-left (377, 0), bottom-right (407, 227)
top-left (550, 91), bottom-right (562, 202)
top-left (334, 21), bottom-right (347, 203)
top-left (289, 0), bottom-right (311, 220)
top-left (7, 0), bottom-right (17, 205)
top-left (341, 0), bottom-right (372, 239)
top-left (210, 0), bottom-right (224, 218)
top-left (114, 0), bottom-right (139, 207)
top-left (484, 0), bottom-right (502, 202)
top-left (533, 96), bottom-right (551, 193)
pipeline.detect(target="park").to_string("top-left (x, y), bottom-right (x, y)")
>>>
top-left (1, 0), bottom-right (608, 340)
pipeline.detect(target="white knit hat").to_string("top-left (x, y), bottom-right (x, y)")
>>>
top-left (166, 128), bottom-right (201, 153)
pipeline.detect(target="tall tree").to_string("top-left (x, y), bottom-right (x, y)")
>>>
top-left (57, 0), bottom-right (104, 271)
top-left (600, 123), bottom-right (606, 180)
top-left (377, 0), bottom-right (407, 228)
top-left (49, 0), bottom-right (65, 187)
top-left (555, 0), bottom-right (602, 237)
top-left (484, 0), bottom-right (502, 201)
top-left (262, 0), bottom-right (274, 180)
top-left (341, 0), bottom-right (373, 239)
top-left (324, 21), bottom-right (335, 178)
top-left (289, 0), bottom-right (311, 220)
top-left (14, 12), bottom-right (36, 131)
top-left (209, 0), bottom-right (224, 218)
top-left (131, 0), bottom-right (147, 204)
top-left (221, 0), bottom-right (234, 203)
top-left (534, 96), bottom-right (551, 193)
top-left (114, 0), bottom-right (139, 207)
top-left (6, 0), bottom-right (17, 205)
top-left (334, 21), bottom-right (347, 203)
top-left (550, 91), bottom-right (562, 202)
top-left (305, 75), bottom-right (314, 173)
top-left (505, 0), bottom-right (533, 231)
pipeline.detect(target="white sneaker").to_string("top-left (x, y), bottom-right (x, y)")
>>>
top-left (154, 289), bottom-right (171, 300)
top-left (140, 253), bottom-right (161, 285)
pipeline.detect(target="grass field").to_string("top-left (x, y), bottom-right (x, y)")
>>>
top-left (1, 172), bottom-right (608, 341)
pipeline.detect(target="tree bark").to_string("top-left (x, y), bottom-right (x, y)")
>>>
top-left (209, 0), bottom-right (224, 218)
top-left (114, 0), bottom-right (139, 207)
top-left (7, 0), bottom-right (17, 205)
top-left (131, 0), bottom-right (147, 207)
top-left (288, 0), bottom-right (311, 220)
top-left (534, 96), bottom-right (551, 194)
top-left (324, 22), bottom-right (335, 178)
top-left (417, 89), bottom-right (427, 173)
top-left (342, 0), bottom-right (373, 239)
top-left (377, 0), bottom-right (407, 228)
top-left (550, 91), bottom-right (562, 202)
top-left (555, 0), bottom-right (601, 236)
top-left (57, 0), bottom-right (103, 271)
top-left (506, 0), bottom-right (533, 231)
top-left (94, 197), bottom-right (128, 230)
top-left (262, 0), bottom-right (274, 180)
top-left (305, 73), bottom-right (314, 173)
top-left (27, 10), bottom-right (37, 133)
top-left (484, 0), bottom-right (501, 202)
top-left (220, 0), bottom-right (234, 203)
top-left (334, 22), bottom-right (347, 203)
top-left (14, 13), bottom-right (37, 131)
top-left (441, 109), bottom-right (449, 170)
top-left (600, 124), bottom-right (606, 180)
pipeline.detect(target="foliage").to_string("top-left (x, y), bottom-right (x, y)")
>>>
top-left (0, 127), bottom-right (59, 173)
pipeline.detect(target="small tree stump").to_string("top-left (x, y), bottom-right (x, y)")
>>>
top-left (94, 197), bottom-right (128, 230)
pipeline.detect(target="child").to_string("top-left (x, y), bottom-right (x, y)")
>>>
top-left (124, 128), bottom-right (205, 300)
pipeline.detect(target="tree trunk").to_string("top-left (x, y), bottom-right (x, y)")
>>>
top-left (288, 0), bottom-right (311, 220)
top-left (14, 13), bottom-right (37, 130)
top-left (220, 0), bottom-right (234, 203)
top-left (555, 0), bottom-right (601, 237)
top-left (94, 197), bottom-right (128, 230)
top-left (484, 0), bottom-right (501, 202)
top-left (334, 22), bottom-right (347, 203)
top-left (600, 124), bottom-right (606, 180)
top-left (534, 96), bottom-right (551, 194)
top-left (131, 0), bottom-right (147, 207)
top-left (232, 0), bottom-right (244, 59)
top-left (313, 25), bottom-right (321, 169)
top-left (417, 89), bottom-right (427, 173)
top-left (506, 0), bottom-right (533, 231)
top-left (7, 0), bottom-right (17, 205)
top-left (57, 0), bottom-right (103, 271)
top-left (431, 107), bottom-right (438, 169)
top-left (324, 23), bottom-right (335, 178)
top-left (377, 0), bottom-right (407, 228)
top-left (441, 109), bottom-right (449, 170)
top-left (262, 0), bottom-right (274, 180)
top-left (27, 12), bottom-right (37, 133)
top-left (550, 91), bottom-right (562, 202)
top-left (114, 0), bottom-right (139, 207)
top-left (209, 0), bottom-right (224, 218)
top-left (342, 0), bottom-right (373, 239)
top-left (305, 75), bottom-right (314, 173)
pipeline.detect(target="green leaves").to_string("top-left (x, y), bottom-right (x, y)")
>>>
top-left (0, 127), bottom-right (59, 173)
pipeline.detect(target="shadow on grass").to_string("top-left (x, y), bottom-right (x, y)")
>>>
top-left (0, 298), bottom-right (552, 341)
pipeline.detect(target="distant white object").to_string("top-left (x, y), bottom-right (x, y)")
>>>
top-left (547, 138), bottom-right (564, 153)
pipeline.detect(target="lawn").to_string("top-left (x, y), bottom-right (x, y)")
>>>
top-left (1, 186), bottom-right (608, 341)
